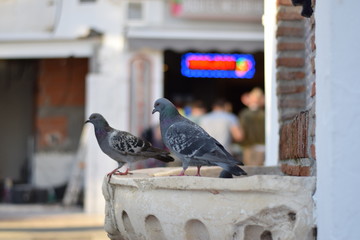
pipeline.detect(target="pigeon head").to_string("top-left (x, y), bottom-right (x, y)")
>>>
top-left (152, 98), bottom-right (179, 116)
top-left (85, 113), bottom-right (109, 128)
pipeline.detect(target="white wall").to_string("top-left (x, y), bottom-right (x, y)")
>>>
top-left (263, 0), bottom-right (279, 166)
top-left (316, 1), bottom-right (360, 239)
top-left (84, 33), bottom-right (129, 214)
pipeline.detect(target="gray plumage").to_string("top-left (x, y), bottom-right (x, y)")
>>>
top-left (86, 113), bottom-right (174, 180)
top-left (152, 98), bottom-right (247, 177)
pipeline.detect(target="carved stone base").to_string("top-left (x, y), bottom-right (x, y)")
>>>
top-left (103, 166), bottom-right (315, 240)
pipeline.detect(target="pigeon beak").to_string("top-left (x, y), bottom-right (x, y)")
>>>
top-left (152, 108), bottom-right (157, 114)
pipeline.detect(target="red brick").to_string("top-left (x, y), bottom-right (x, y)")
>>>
top-left (310, 144), bottom-right (316, 160)
top-left (281, 164), bottom-right (300, 176)
top-left (279, 111), bottom-right (309, 160)
top-left (277, 0), bottom-right (292, 6)
top-left (36, 116), bottom-right (67, 149)
top-left (281, 164), bottom-right (311, 176)
top-left (277, 71), bottom-right (305, 80)
top-left (276, 57), bottom-right (305, 68)
top-left (277, 11), bottom-right (303, 21)
top-left (299, 166), bottom-right (311, 176)
top-left (280, 164), bottom-right (287, 174)
top-left (276, 27), bottom-right (304, 37)
top-left (277, 42), bottom-right (305, 51)
top-left (277, 85), bottom-right (306, 94)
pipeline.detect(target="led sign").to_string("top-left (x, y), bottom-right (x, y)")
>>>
top-left (181, 53), bottom-right (255, 79)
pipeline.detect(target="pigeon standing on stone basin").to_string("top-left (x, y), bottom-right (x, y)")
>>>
top-left (86, 113), bottom-right (174, 181)
top-left (152, 98), bottom-right (247, 177)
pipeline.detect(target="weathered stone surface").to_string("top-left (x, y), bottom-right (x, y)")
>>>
top-left (103, 167), bottom-right (315, 240)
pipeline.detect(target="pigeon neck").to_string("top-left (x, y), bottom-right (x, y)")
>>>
top-left (160, 108), bottom-right (180, 127)
top-left (94, 125), bottom-right (109, 142)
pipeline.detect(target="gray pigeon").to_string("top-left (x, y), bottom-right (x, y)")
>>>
top-left (152, 98), bottom-right (247, 177)
top-left (85, 113), bottom-right (174, 181)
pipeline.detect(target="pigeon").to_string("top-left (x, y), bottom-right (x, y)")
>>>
top-left (152, 98), bottom-right (247, 177)
top-left (85, 113), bottom-right (174, 181)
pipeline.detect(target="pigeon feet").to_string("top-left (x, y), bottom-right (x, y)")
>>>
top-left (113, 168), bottom-right (129, 175)
top-left (107, 167), bottom-right (120, 177)
top-left (107, 168), bottom-right (130, 183)
top-left (195, 166), bottom-right (202, 176)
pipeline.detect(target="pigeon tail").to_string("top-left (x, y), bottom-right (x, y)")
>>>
top-left (154, 153), bottom-right (174, 163)
top-left (216, 163), bottom-right (247, 176)
top-left (219, 170), bottom-right (233, 178)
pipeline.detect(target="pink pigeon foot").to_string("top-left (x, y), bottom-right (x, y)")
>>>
top-left (107, 167), bottom-right (120, 177)
top-left (171, 169), bottom-right (187, 176)
top-left (113, 168), bottom-right (129, 175)
top-left (195, 166), bottom-right (202, 176)
top-left (107, 167), bottom-right (129, 183)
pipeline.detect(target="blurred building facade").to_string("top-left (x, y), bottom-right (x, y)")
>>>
top-left (0, 0), bottom-right (264, 212)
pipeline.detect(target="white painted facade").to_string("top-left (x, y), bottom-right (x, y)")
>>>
top-left (263, 0), bottom-right (279, 167)
top-left (316, 1), bottom-right (360, 239)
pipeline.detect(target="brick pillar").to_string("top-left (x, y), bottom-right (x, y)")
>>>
top-left (276, 0), bottom-right (316, 176)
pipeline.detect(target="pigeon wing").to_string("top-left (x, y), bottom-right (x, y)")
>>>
top-left (109, 130), bottom-right (173, 162)
top-left (166, 120), bottom-right (240, 166)
top-left (193, 142), bottom-right (239, 165)
top-left (109, 130), bottom-right (149, 155)
top-left (165, 120), bottom-right (210, 158)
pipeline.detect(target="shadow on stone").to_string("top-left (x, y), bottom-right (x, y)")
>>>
top-left (185, 219), bottom-right (210, 240)
top-left (121, 210), bottom-right (137, 239)
top-left (244, 225), bottom-right (264, 239)
top-left (145, 215), bottom-right (166, 240)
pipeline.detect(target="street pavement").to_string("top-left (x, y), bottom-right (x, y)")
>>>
top-left (0, 204), bottom-right (109, 240)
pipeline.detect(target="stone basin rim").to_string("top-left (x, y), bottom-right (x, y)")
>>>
top-left (107, 174), bottom-right (316, 194)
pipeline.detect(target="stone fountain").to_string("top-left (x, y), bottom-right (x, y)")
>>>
top-left (102, 166), bottom-right (315, 240)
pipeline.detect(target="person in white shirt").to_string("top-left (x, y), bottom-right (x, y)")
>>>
top-left (199, 99), bottom-right (243, 153)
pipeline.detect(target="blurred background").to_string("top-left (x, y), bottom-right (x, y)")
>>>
top-left (0, 0), bottom-right (266, 238)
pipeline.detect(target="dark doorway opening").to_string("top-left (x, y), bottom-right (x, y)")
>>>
top-left (164, 49), bottom-right (264, 114)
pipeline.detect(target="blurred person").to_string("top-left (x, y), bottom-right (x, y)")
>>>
top-left (238, 87), bottom-right (265, 166)
top-left (187, 100), bottom-right (207, 124)
top-left (224, 101), bottom-right (234, 113)
top-left (224, 101), bottom-right (243, 160)
top-left (199, 99), bottom-right (243, 152)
